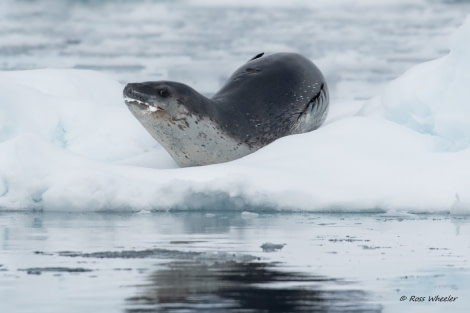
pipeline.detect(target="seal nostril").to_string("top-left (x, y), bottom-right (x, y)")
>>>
top-left (123, 84), bottom-right (145, 100)
top-left (128, 88), bottom-right (137, 97)
top-left (123, 84), bottom-right (133, 97)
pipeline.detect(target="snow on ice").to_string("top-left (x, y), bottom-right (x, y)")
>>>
top-left (0, 17), bottom-right (470, 213)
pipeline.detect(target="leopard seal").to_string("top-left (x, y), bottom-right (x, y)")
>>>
top-left (123, 52), bottom-right (329, 167)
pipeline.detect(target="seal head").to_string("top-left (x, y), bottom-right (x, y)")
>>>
top-left (124, 52), bottom-right (329, 167)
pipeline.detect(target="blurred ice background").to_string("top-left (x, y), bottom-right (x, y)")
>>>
top-left (1, 0), bottom-right (468, 101)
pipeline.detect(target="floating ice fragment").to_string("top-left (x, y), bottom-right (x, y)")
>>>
top-left (241, 211), bottom-right (259, 219)
top-left (19, 267), bottom-right (93, 275)
top-left (261, 243), bottom-right (286, 252)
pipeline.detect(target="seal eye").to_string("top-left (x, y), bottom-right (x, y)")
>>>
top-left (158, 88), bottom-right (170, 98)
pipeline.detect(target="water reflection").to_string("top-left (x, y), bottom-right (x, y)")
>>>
top-left (126, 260), bottom-right (382, 313)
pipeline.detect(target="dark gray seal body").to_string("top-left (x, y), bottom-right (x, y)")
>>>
top-left (123, 52), bottom-right (329, 167)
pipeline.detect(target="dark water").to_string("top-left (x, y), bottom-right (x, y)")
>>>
top-left (126, 261), bottom-right (380, 313)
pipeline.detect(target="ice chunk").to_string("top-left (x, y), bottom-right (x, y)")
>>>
top-left (261, 243), bottom-right (286, 252)
top-left (361, 15), bottom-right (470, 150)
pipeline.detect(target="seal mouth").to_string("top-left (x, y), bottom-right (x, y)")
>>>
top-left (123, 84), bottom-right (164, 112)
top-left (124, 96), bottom-right (162, 112)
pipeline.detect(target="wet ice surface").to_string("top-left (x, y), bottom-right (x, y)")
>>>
top-left (1, 212), bottom-right (469, 312)
top-left (1, 212), bottom-right (469, 313)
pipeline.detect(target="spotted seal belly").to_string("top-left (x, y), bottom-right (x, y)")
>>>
top-left (123, 52), bottom-right (329, 167)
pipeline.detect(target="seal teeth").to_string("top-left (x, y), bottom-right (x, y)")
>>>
top-left (124, 96), bottom-right (145, 105)
top-left (124, 96), bottom-right (161, 112)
